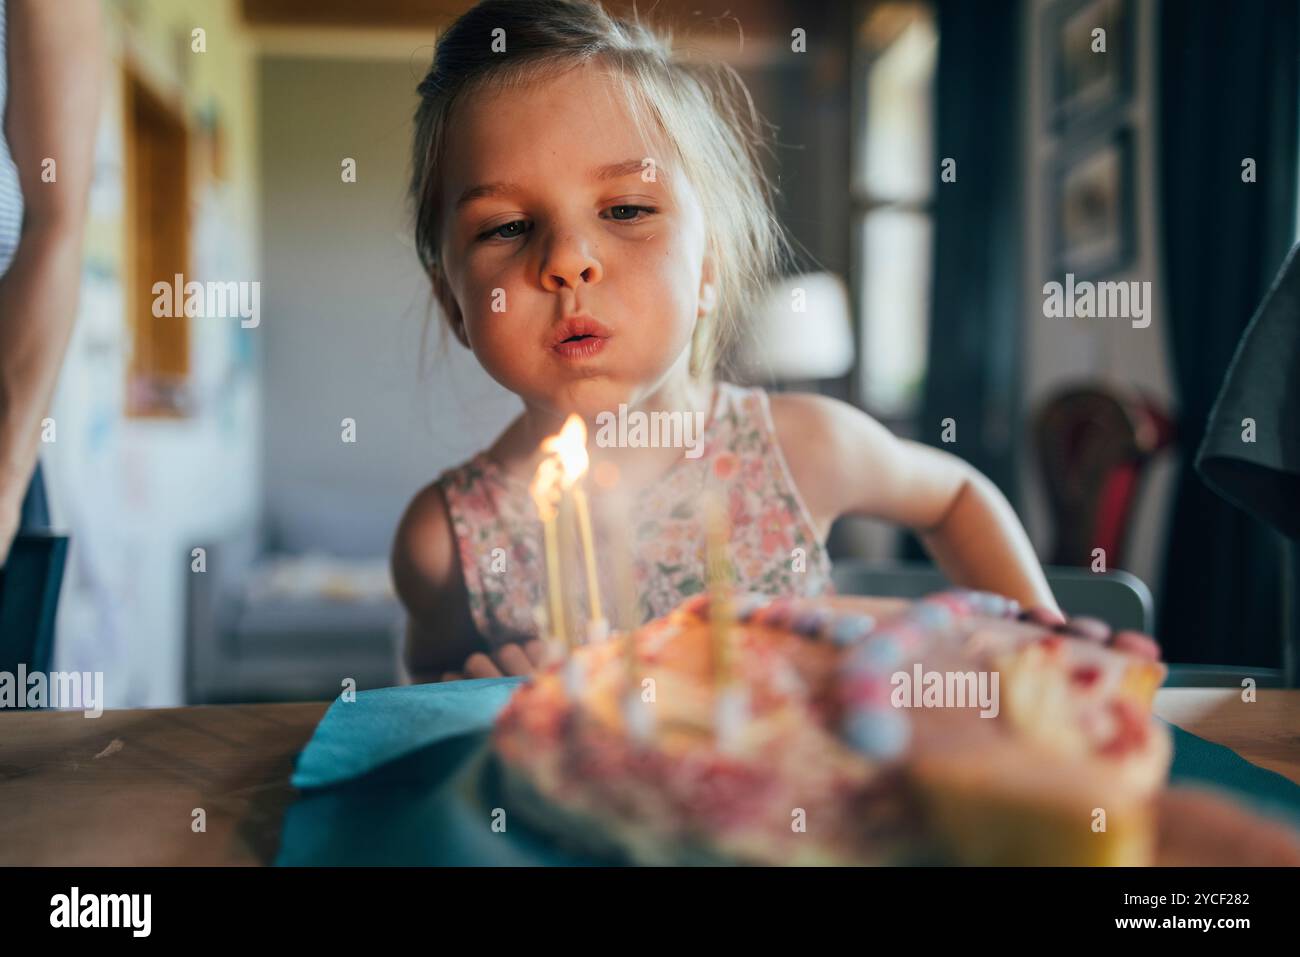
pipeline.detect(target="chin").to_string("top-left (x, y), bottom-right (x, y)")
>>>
top-left (544, 379), bottom-right (630, 421)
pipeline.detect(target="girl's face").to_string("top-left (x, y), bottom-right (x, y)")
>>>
top-left (435, 63), bottom-right (716, 422)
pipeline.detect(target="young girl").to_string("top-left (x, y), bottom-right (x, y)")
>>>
top-left (392, 0), bottom-right (1070, 684)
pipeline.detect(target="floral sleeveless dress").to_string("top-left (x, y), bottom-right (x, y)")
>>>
top-left (435, 381), bottom-right (836, 649)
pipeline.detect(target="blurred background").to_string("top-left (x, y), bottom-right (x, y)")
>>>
top-left (35, 0), bottom-right (1298, 706)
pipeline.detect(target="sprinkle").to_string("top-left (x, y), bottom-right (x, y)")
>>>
top-left (563, 657), bottom-right (585, 697)
top-left (923, 592), bottom-right (974, 616)
top-left (791, 607), bottom-right (832, 637)
top-left (681, 593), bottom-right (710, 619)
top-left (714, 685), bottom-right (750, 755)
top-left (734, 593), bottom-right (769, 621)
top-left (1036, 634), bottom-right (1065, 653)
top-left (840, 670), bottom-right (893, 706)
top-left (830, 613), bottom-right (876, 646)
top-left (908, 602), bottom-right (955, 632)
top-left (1070, 664), bottom-right (1102, 687)
top-left (753, 597), bottom-right (795, 629)
top-left (843, 708), bottom-right (910, 759)
top-left (854, 634), bottom-right (904, 670)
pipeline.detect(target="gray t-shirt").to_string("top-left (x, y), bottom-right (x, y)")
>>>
top-left (0, 0), bottom-right (23, 278)
top-left (1196, 242), bottom-right (1300, 540)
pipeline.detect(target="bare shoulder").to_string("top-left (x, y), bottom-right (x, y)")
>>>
top-left (767, 391), bottom-right (969, 533)
top-left (391, 481), bottom-right (457, 608)
top-left (766, 392), bottom-right (869, 539)
top-left (390, 481), bottom-right (482, 679)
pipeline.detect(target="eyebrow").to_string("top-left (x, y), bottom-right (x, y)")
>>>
top-left (454, 158), bottom-right (661, 210)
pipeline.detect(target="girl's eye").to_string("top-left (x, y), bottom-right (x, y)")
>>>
top-left (478, 219), bottom-right (530, 242)
top-left (475, 206), bottom-right (657, 243)
top-left (606, 204), bottom-right (657, 222)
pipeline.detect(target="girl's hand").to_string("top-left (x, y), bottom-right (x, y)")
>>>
top-left (1019, 605), bottom-right (1161, 661)
top-left (455, 640), bottom-right (549, 680)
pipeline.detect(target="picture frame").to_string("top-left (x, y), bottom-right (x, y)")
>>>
top-left (1048, 125), bottom-right (1135, 281)
top-left (1043, 0), bottom-right (1134, 134)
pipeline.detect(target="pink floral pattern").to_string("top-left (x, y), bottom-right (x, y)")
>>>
top-left (436, 382), bottom-right (836, 650)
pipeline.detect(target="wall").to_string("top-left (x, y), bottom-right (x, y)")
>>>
top-left (1018, 0), bottom-right (1178, 612)
top-left (43, 0), bottom-right (262, 707)
top-left (257, 54), bottom-right (519, 558)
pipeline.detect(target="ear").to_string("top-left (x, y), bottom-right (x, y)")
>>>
top-left (430, 265), bottom-right (470, 349)
top-left (697, 253), bottom-right (719, 318)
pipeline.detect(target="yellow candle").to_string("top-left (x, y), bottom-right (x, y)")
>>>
top-left (557, 490), bottom-right (580, 654)
top-left (544, 414), bottom-right (606, 640)
top-left (542, 514), bottom-right (565, 647)
top-left (572, 483), bottom-right (605, 626)
top-left (530, 456), bottom-right (566, 648)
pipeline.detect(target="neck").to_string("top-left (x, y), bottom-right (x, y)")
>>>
top-left (515, 365), bottom-right (716, 488)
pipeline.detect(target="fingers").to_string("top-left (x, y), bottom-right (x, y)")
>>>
top-left (461, 642), bottom-right (549, 680)
top-left (493, 643), bottom-right (535, 677)
top-left (438, 671), bottom-right (464, 683)
top-left (1018, 605), bottom-right (1066, 628)
top-left (1021, 606), bottom-right (1162, 661)
top-left (1112, 629), bottom-right (1162, 661)
top-left (1060, 615), bottom-right (1162, 662)
top-left (463, 652), bottom-right (503, 679)
top-left (1060, 615), bottom-right (1111, 643)
top-left (521, 639), bottom-right (549, 668)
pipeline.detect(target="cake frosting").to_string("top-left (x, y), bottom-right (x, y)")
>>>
top-left (491, 589), bottom-right (1170, 865)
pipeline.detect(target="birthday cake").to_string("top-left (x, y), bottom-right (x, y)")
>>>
top-left (491, 589), bottom-right (1171, 866)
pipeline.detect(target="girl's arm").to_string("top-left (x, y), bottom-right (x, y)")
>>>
top-left (391, 483), bottom-right (548, 681)
top-left (390, 484), bottom-right (493, 682)
top-left (771, 393), bottom-right (1062, 615)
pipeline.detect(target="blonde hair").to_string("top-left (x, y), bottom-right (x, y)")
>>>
top-left (410, 0), bottom-right (791, 379)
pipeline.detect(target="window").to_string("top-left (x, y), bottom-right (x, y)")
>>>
top-left (850, 1), bottom-right (938, 422)
top-left (124, 67), bottom-right (191, 417)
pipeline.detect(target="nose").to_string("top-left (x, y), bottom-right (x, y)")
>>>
top-left (539, 225), bottom-right (603, 292)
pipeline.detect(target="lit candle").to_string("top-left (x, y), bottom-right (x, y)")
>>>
top-left (572, 485), bottom-right (606, 640)
top-left (543, 414), bottom-right (608, 642)
top-left (556, 489), bottom-right (584, 695)
top-left (529, 456), bottom-right (566, 656)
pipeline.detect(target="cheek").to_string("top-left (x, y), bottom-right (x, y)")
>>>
top-left (458, 257), bottom-right (510, 314)
top-left (455, 259), bottom-right (525, 333)
top-left (627, 238), bottom-right (703, 339)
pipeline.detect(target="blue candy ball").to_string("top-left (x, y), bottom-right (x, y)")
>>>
top-left (830, 613), bottom-right (876, 646)
top-left (844, 708), bottom-right (910, 758)
top-left (858, 634), bottom-right (903, 669)
top-left (910, 602), bottom-right (954, 632)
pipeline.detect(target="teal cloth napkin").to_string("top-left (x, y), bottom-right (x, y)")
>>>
top-left (290, 678), bottom-right (525, 790)
top-left (276, 680), bottom-right (1300, 865)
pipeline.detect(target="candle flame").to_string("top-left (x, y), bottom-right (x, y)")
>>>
top-left (529, 455), bottom-right (563, 522)
top-left (541, 414), bottom-right (590, 489)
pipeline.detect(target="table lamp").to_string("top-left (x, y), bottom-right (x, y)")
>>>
top-left (734, 271), bottom-right (855, 383)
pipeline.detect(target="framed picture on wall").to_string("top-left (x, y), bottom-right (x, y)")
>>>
top-left (1049, 126), bottom-right (1135, 281)
top-left (1044, 0), bottom-right (1134, 133)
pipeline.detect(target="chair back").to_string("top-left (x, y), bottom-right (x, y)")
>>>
top-left (830, 558), bottom-right (1153, 632)
top-left (1033, 385), bottom-right (1175, 567)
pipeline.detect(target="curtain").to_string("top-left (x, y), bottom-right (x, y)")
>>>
top-left (1156, 0), bottom-right (1298, 665)
top-left (900, 0), bottom-right (1023, 563)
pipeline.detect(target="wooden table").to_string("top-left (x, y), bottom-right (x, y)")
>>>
top-left (0, 690), bottom-right (1297, 865)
